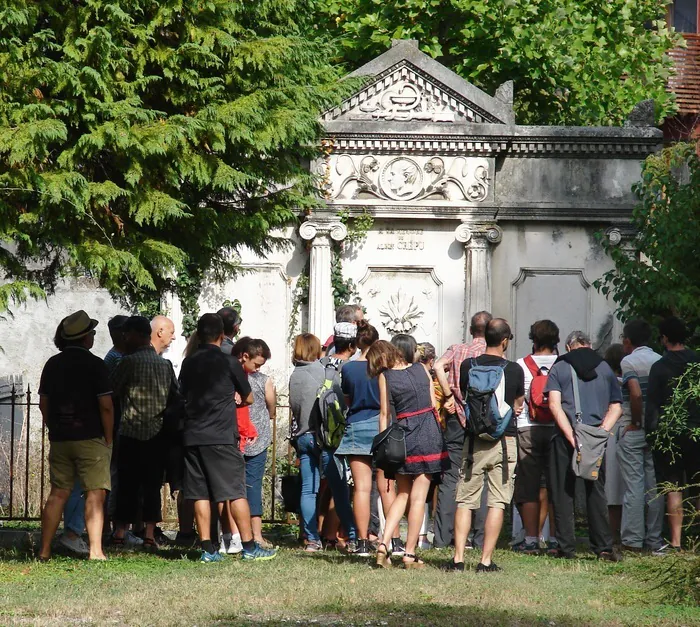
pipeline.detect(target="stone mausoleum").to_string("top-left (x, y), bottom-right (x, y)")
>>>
top-left (1, 40), bottom-right (663, 392)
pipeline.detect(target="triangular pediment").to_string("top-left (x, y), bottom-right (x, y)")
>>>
top-left (323, 40), bottom-right (514, 126)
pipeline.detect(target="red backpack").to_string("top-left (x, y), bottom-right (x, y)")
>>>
top-left (523, 355), bottom-right (554, 424)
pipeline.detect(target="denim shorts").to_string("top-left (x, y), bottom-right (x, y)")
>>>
top-left (335, 415), bottom-right (379, 457)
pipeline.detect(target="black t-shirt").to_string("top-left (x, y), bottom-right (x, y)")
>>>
top-left (460, 354), bottom-right (525, 437)
top-left (38, 347), bottom-right (112, 442)
top-left (178, 344), bottom-right (252, 447)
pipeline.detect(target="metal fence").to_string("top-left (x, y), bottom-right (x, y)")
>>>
top-left (0, 386), bottom-right (48, 521)
top-left (0, 386), bottom-right (293, 524)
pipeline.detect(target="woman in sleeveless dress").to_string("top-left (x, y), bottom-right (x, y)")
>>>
top-left (367, 337), bottom-right (448, 568)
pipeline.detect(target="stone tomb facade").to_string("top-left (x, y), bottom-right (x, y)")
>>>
top-left (1, 40), bottom-right (663, 392)
top-left (297, 39), bottom-right (661, 362)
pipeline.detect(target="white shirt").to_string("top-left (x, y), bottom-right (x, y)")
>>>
top-left (516, 354), bottom-right (558, 428)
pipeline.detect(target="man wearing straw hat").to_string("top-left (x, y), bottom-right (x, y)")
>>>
top-left (38, 310), bottom-right (114, 561)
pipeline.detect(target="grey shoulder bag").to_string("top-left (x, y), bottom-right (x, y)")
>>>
top-left (570, 365), bottom-right (610, 481)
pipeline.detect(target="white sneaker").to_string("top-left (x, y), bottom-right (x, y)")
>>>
top-left (58, 533), bottom-right (89, 555)
top-left (417, 538), bottom-right (432, 551)
top-left (227, 533), bottom-right (243, 554)
top-left (219, 536), bottom-right (228, 555)
top-left (124, 530), bottom-right (144, 547)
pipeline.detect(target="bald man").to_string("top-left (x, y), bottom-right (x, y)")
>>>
top-left (151, 316), bottom-right (175, 355)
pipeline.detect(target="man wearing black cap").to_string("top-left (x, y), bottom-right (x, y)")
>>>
top-left (104, 315), bottom-right (129, 376)
top-left (111, 316), bottom-right (177, 549)
top-left (38, 310), bottom-right (114, 560)
top-left (102, 314), bottom-right (129, 535)
top-left (217, 306), bottom-right (242, 355)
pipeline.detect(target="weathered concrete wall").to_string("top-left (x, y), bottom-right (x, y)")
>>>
top-left (491, 221), bottom-right (621, 359)
top-left (494, 156), bottom-right (645, 221)
top-left (0, 279), bottom-right (128, 390)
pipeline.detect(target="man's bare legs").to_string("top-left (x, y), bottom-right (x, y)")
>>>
top-left (480, 507), bottom-right (505, 566)
top-left (228, 498), bottom-right (254, 542)
top-left (667, 491), bottom-right (683, 547)
top-left (39, 487), bottom-right (71, 560)
top-left (194, 500), bottom-right (213, 546)
top-left (520, 501), bottom-right (540, 539)
top-left (84, 490), bottom-right (107, 560)
top-left (453, 504), bottom-right (473, 564)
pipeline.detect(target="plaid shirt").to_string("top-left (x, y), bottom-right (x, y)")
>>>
top-left (111, 345), bottom-right (174, 441)
top-left (439, 338), bottom-right (487, 427)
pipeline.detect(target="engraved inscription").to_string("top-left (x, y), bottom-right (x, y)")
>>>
top-left (376, 229), bottom-right (424, 251)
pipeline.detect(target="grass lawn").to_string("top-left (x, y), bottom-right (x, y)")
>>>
top-left (0, 529), bottom-right (698, 626)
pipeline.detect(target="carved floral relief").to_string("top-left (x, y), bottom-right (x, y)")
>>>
top-left (327, 154), bottom-right (490, 203)
top-left (378, 290), bottom-right (424, 336)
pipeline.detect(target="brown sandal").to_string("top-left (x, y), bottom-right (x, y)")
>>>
top-left (403, 553), bottom-right (425, 569)
top-left (376, 542), bottom-right (392, 569)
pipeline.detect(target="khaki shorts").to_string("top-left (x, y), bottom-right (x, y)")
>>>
top-left (49, 438), bottom-right (112, 491)
top-left (456, 436), bottom-right (517, 510)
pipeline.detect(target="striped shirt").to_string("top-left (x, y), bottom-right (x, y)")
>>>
top-left (111, 345), bottom-right (175, 440)
top-left (438, 338), bottom-right (487, 427)
top-left (620, 346), bottom-right (662, 429)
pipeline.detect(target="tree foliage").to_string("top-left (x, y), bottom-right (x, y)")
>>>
top-left (597, 143), bottom-right (700, 328)
top-left (0, 0), bottom-right (349, 315)
top-left (319, 0), bottom-right (680, 125)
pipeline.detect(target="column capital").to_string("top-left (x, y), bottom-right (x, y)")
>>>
top-left (454, 223), bottom-right (503, 246)
top-left (300, 219), bottom-right (347, 243)
top-left (604, 225), bottom-right (637, 250)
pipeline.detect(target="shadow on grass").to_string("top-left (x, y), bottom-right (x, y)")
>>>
top-left (214, 601), bottom-right (590, 627)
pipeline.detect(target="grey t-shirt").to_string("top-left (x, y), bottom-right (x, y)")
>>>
top-left (545, 360), bottom-right (622, 427)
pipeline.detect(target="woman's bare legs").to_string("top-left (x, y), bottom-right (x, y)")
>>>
top-left (405, 474), bottom-right (431, 560)
top-left (349, 456), bottom-right (372, 538)
top-left (377, 469), bottom-right (400, 538)
top-left (379, 474), bottom-right (412, 555)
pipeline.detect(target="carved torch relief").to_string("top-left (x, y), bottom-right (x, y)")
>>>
top-left (328, 154), bottom-right (490, 203)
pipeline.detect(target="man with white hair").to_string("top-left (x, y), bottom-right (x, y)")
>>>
top-left (151, 315), bottom-right (175, 356)
top-left (545, 330), bottom-right (622, 560)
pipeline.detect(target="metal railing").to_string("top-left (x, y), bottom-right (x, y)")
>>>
top-left (0, 386), bottom-right (293, 524)
top-left (0, 386), bottom-right (47, 520)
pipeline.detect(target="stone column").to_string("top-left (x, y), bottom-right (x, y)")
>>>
top-left (455, 223), bottom-right (503, 340)
top-left (299, 219), bottom-right (348, 340)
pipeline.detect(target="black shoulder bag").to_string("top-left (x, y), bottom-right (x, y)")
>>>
top-left (371, 422), bottom-right (406, 473)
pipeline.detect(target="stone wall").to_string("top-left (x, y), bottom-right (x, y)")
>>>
top-left (0, 279), bottom-right (127, 390)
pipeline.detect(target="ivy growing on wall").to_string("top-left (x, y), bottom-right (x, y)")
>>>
top-left (175, 266), bottom-right (203, 338)
top-left (288, 209), bottom-right (374, 341)
top-left (331, 209), bottom-right (374, 309)
top-left (288, 258), bottom-right (310, 342)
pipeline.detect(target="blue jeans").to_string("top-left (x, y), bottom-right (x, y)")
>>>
top-left (321, 448), bottom-right (356, 542)
top-left (64, 480), bottom-right (85, 535)
top-left (296, 433), bottom-right (356, 543)
top-left (245, 449), bottom-right (268, 518)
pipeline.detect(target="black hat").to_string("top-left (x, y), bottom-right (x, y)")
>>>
top-left (108, 315), bottom-right (129, 332)
top-left (122, 316), bottom-right (152, 338)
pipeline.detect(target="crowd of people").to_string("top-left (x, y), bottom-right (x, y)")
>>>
top-left (34, 302), bottom-right (699, 571)
top-left (37, 307), bottom-right (276, 562)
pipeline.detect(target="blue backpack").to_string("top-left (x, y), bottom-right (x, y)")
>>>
top-left (464, 359), bottom-right (513, 441)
